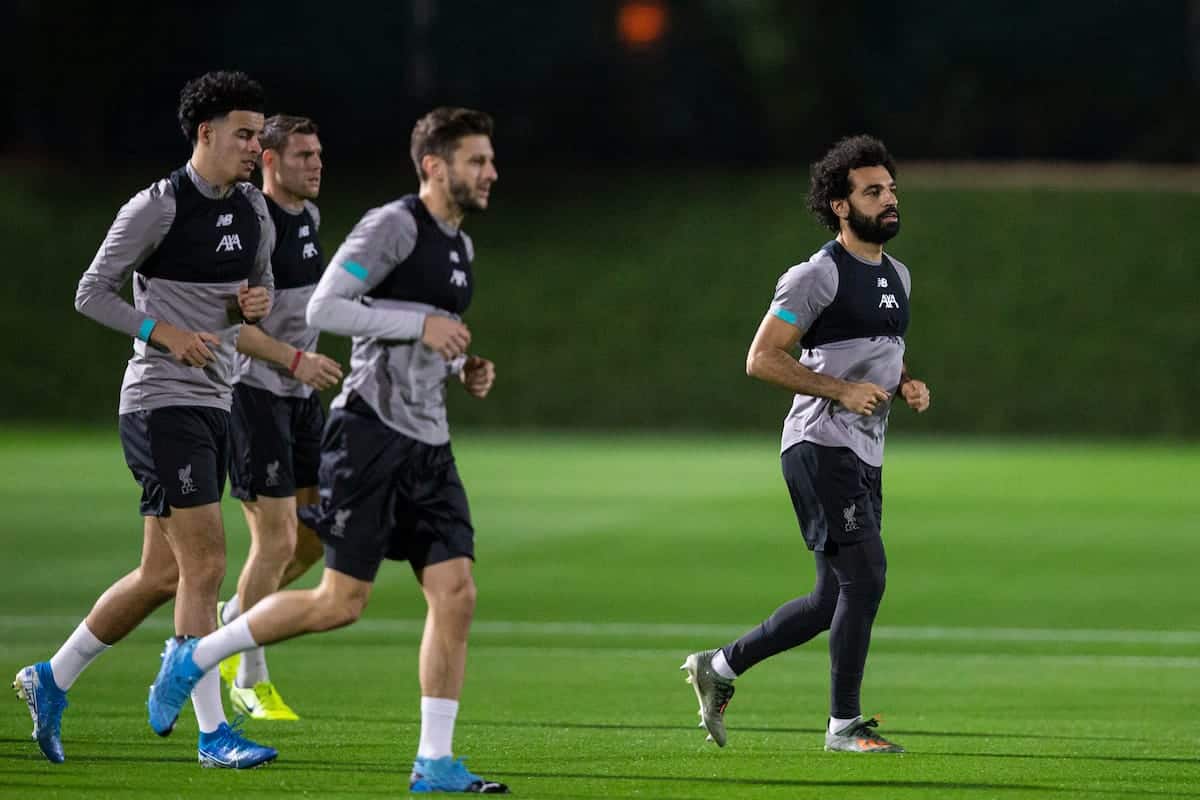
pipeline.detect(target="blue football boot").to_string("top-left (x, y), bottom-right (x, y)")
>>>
top-left (410, 755), bottom-right (509, 793)
top-left (147, 637), bottom-right (204, 736)
top-left (197, 719), bottom-right (278, 768)
top-left (13, 662), bottom-right (67, 763)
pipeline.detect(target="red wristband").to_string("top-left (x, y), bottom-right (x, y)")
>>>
top-left (289, 350), bottom-right (304, 374)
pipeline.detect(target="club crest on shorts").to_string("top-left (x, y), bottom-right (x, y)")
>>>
top-left (843, 503), bottom-right (859, 532)
top-left (179, 464), bottom-right (197, 495)
top-left (265, 460), bottom-right (281, 487)
top-left (331, 509), bottom-right (351, 537)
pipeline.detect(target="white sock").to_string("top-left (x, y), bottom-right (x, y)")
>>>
top-left (710, 649), bottom-right (738, 681)
top-left (48, 622), bottom-right (111, 691)
top-left (193, 617), bottom-right (258, 672)
top-left (829, 715), bottom-right (861, 734)
top-left (191, 667), bottom-right (225, 734)
top-left (417, 697), bottom-right (459, 760)
top-left (236, 647), bottom-right (269, 688)
top-left (220, 595), bottom-right (241, 625)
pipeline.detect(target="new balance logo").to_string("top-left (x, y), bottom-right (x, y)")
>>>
top-left (298, 224), bottom-right (310, 238)
top-left (450, 269), bottom-right (468, 287)
top-left (877, 277), bottom-right (889, 288)
top-left (843, 503), bottom-right (859, 532)
top-left (302, 242), bottom-right (318, 259)
top-left (331, 509), bottom-right (351, 537)
top-left (265, 460), bottom-right (280, 487)
top-left (216, 234), bottom-right (243, 253)
top-left (449, 251), bottom-right (461, 264)
top-left (179, 464), bottom-right (197, 495)
top-left (216, 213), bottom-right (233, 227)
top-left (879, 293), bottom-right (899, 309)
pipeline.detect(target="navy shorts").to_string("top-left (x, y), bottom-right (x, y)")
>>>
top-left (299, 395), bottom-right (475, 582)
top-left (118, 406), bottom-right (230, 517)
top-left (781, 441), bottom-right (882, 552)
top-left (229, 382), bottom-right (325, 501)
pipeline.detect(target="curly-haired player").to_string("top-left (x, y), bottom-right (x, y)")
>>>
top-left (13, 71), bottom-right (331, 769)
top-left (681, 135), bottom-right (931, 754)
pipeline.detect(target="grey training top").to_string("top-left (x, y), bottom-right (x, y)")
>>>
top-left (306, 199), bottom-right (474, 445)
top-left (770, 244), bottom-right (912, 467)
top-left (234, 199), bottom-right (323, 398)
top-left (75, 163), bottom-right (275, 414)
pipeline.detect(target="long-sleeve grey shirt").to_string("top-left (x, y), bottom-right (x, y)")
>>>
top-left (307, 198), bottom-right (474, 444)
top-left (75, 163), bottom-right (275, 414)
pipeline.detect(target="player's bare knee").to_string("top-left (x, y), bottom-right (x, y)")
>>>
top-left (180, 550), bottom-right (226, 588)
top-left (427, 574), bottom-right (476, 621)
top-left (313, 582), bottom-right (369, 629)
top-left (141, 565), bottom-right (180, 601)
top-left (260, 522), bottom-right (298, 565)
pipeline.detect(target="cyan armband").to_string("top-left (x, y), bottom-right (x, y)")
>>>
top-left (137, 318), bottom-right (157, 342)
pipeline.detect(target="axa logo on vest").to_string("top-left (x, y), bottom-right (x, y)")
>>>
top-left (302, 242), bottom-right (318, 259)
top-left (878, 293), bottom-right (899, 309)
top-left (450, 269), bottom-right (468, 287)
top-left (216, 234), bottom-right (243, 253)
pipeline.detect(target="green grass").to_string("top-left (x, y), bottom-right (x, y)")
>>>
top-left (2, 429), bottom-right (1199, 798)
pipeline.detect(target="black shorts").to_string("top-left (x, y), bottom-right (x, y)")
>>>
top-left (298, 395), bottom-right (474, 582)
top-left (229, 382), bottom-right (325, 501)
top-left (781, 441), bottom-right (882, 552)
top-left (118, 406), bottom-right (230, 517)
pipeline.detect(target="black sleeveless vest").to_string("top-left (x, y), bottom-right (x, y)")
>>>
top-left (800, 241), bottom-right (909, 349)
top-left (367, 195), bottom-right (473, 314)
top-left (139, 167), bottom-right (260, 283)
top-left (265, 196), bottom-right (324, 290)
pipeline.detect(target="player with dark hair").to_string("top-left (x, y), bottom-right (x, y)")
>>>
top-left (12, 71), bottom-right (326, 768)
top-left (148, 107), bottom-right (508, 793)
top-left (218, 113), bottom-right (342, 721)
top-left (681, 134), bottom-right (931, 754)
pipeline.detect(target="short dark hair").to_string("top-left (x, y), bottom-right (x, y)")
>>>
top-left (177, 71), bottom-right (266, 144)
top-left (410, 107), bottom-right (494, 180)
top-left (806, 135), bottom-right (897, 232)
top-left (261, 114), bottom-right (319, 154)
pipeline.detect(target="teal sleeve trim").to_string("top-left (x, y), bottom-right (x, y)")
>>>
top-left (342, 261), bottom-right (368, 281)
top-left (772, 307), bottom-right (798, 326)
top-left (137, 318), bottom-right (157, 343)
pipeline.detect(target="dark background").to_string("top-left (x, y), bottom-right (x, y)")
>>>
top-left (3, 1), bottom-right (1198, 436)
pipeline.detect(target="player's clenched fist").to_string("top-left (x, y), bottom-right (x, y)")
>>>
top-left (151, 322), bottom-right (221, 367)
top-left (837, 381), bottom-right (891, 416)
top-left (238, 284), bottom-right (271, 322)
top-left (422, 315), bottom-right (471, 360)
top-left (291, 351), bottom-right (344, 391)
top-left (900, 378), bottom-right (931, 413)
top-left (460, 356), bottom-right (495, 399)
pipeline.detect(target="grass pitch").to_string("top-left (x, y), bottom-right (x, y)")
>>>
top-left (1, 429), bottom-right (1198, 798)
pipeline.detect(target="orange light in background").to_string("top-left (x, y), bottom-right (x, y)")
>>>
top-left (618, 1), bottom-right (668, 48)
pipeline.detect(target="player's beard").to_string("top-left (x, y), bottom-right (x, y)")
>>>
top-left (847, 204), bottom-right (900, 244)
top-left (448, 175), bottom-right (486, 213)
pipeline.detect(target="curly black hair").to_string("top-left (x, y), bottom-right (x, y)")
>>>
top-left (410, 107), bottom-right (494, 180)
top-left (177, 71), bottom-right (265, 144)
top-left (806, 135), bottom-right (896, 232)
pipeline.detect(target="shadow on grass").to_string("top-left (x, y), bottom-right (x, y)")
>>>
top-left (456, 719), bottom-right (1145, 743)
top-left (495, 771), bottom-right (1200, 796)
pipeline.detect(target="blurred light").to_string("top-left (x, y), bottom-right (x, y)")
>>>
top-left (618, 1), bottom-right (668, 49)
